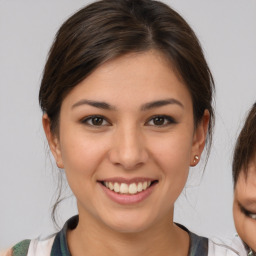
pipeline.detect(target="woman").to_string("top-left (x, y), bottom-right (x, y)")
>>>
top-left (2, 0), bottom-right (242, 255)
top-left (233, 103), bottom-right (256, 256)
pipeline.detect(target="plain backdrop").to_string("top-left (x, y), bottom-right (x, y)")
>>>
top-left (0, 0), bottom-right (256, 248)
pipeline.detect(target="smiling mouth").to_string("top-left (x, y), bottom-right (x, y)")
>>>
top-left (100, 180), bottom-right (158, 195)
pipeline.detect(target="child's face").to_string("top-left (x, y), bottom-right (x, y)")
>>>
top-left (233, 158), bottom-right (256, 251)
top-left (44, 50), bottom-right (208, 233)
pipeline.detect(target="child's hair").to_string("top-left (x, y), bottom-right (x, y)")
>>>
top-left (233, 103), bottom-right (256, 186)
top-left (38, 0), bottom-right (215, 225)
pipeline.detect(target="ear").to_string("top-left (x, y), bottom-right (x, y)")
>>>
top-left (42, 114), bottom-right (64, 169)
top-left (190, 110), bottom-right (210, 167)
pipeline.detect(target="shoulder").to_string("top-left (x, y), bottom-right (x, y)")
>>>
top-left (0, 248), bottom-right (12, 256)
top-left (13, 240), bottom-right (31, 256)
top-left (27, 236), bottom-right (55, 256)
top-left (1, 236), bottom-right (56, 256)
top-left (189, 231), bottom-right (208, 255)
top-left (208, 235), bottom-right (247, 256)
top-left (0, 240), bottom-right (31, 256)
top-left (186, 227), bottom-right (247, 256)
top-left (176, 223), bottom-right (208, 256)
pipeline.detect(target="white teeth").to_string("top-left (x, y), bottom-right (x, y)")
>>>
top-left (128, 183), bottom-right (137, 194)
top-left (137, 182), bottom-right (143, 192)
top-left (120, 183), bottom-right (129, 194)
top-left (142, 181), bottom-right (147, 190)
top-left (104, 180), bottom-right (153, 194)
top-left (109, 182), bottom-right (114, 191)
top-left (113, 182), bottom-right (120, 193)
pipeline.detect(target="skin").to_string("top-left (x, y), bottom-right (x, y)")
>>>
top-left (234, 158), bottom-right (256, 252)
top-left (43, 50), bottom-right (209, 256)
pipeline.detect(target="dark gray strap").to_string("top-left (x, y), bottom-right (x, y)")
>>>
top-left (189, 232), bottom-right (208, 256)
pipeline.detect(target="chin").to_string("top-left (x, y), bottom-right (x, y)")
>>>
top-left (104, 211), bottom-right (155, 234)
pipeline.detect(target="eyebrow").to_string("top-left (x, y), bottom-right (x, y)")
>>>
top-left (140, 98), bottom-right (184, 111)
top-left (72, 100), bottom-right (116, 110)
top-left (71, 98), bottom-right (184, 111)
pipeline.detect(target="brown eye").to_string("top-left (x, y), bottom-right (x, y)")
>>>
top-left (153, 117), bottom-right (165, 126)
top-left (81, 115), bottom-right (110, 126)
top-left (91, 117), bottom-right (104, 126)
top-left (146, 115), bottom-right (177, 127)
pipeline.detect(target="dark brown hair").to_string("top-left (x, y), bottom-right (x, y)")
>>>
top-left (233, 103), bottom-right (256, 187)
top-left (38, 0), bottom-right (215, 226)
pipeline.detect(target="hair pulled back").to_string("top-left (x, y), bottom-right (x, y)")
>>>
top-left (39, 0), bottom-right (215, 226)
top-left (39, 0), bottom-right (214, 141)
top-left (233, 103), bottom-right (256, 186)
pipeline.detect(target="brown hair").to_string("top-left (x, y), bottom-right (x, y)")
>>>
top-left (233, 103), bottom-right (256, 187)
top-left (38, 0), bottom-right (215, 225)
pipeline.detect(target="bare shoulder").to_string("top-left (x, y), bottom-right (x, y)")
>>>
top-left (0, 248), bottom-right (12, 256)
top-left (0, 240), bottom-right (31, 256)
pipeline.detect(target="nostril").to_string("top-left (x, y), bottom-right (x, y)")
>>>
top-left (109, 154), bottom-right (146, 170)
top-left (108, 136), bottom-right (148, 169)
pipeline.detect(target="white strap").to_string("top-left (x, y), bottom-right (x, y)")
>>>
top-left (27, 236), bottom-right (55, 256)
top-left (208, 236), bottom-right (247, 256)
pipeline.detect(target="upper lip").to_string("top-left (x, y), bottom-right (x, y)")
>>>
top-left (98, 177), bottom-right (157, 185)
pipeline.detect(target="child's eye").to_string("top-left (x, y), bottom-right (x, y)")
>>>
top-left (81, 115), bottom-right (110, 126)
top-left (146, 115), bottom-right (177, 127)
top-left (239, 203), bottom-right (256, 220)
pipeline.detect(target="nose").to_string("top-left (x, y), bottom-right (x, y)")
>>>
top-left (108, 125), bottom-right (148, 170)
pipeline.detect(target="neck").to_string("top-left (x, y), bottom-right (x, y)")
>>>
top-left (67, 212), bottom-right (189, 256)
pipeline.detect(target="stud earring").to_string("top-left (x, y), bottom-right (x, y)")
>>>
top-left (56, 161), bottom-right (63, 169)
top-left (193, 155), bottom-right (199, 163)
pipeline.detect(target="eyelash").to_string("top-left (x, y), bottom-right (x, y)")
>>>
top-left (145, 115), bottom-right (177, 127)
top-left (81, 115), bottom-right (111, 127)
top-left (240, 205), bottom-right (256, 220)
top-left (80, 115), bottom-right (177, 127)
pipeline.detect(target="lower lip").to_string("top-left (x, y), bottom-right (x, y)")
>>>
top-left (99, 182), bottom-right (156, 205)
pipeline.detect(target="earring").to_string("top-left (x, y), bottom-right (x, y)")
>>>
top-left (193, 155), bottom-right (199, 163)
top-left (56, 161), bottom-right (63, 169)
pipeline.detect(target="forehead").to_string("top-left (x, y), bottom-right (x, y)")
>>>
top-left (235, 160), bottom-right (256, 197)
top-left (61, 50), bottom-right (192, 109)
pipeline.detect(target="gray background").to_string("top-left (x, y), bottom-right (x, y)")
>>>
top-left (0, 0), bottom-right (256, 248)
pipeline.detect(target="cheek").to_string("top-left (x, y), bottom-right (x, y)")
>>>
top-left (60, 129), bottom-right (107, 166)
top-left (149, 131), bottom-right (193, 170)
top-left (59, 132), bottom-right (110, 189)
top-left (234, 203), bottom-right (256, 251)
top-left (148, 132), bottom-right (192, 198)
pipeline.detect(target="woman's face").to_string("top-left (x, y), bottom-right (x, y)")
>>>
top-left (44, 50), bottom-right (208, 233)
top-left (234, 158), bottom-right (256, 251)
